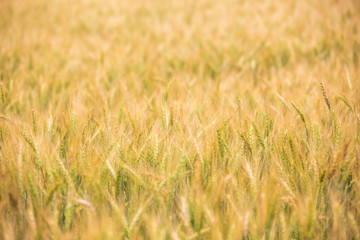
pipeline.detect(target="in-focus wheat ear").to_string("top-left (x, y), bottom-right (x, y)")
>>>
top-left (32, 109), bottom-right (37, 134)
top-left (217, 129), bottom-right (225, 159)
top-left (320, 81), bottom-right (331, 112)
top-left (71, 111), bottom-right (77, 133)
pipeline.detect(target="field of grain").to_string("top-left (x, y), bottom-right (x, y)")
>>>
top-left (0, 0), bottom-right (360, 239)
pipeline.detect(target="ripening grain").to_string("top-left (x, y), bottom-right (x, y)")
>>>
top-left (0, 0), bottom-right (360, 239)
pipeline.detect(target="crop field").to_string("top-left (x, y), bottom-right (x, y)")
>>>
top-left (0, 0), bottom-right (360, 239)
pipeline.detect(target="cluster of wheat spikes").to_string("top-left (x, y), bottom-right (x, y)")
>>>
top-left (0, 0), bottom-right (360, 239)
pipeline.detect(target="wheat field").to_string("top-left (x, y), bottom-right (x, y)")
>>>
top-left (0, 0), bottom-right (360, 239)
